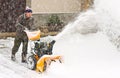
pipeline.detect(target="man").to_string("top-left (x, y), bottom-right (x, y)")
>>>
top-left (11, 7), bottom-right (34, 63)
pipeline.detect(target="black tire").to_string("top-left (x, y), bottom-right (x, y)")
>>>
top-left (27, 55), bottom-right (37, 70)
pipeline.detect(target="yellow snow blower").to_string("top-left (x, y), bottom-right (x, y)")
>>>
top-left (25, 30), bottom-right (62, 73)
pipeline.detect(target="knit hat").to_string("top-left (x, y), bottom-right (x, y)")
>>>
top-left (25, 6), bottom-right (32, 13)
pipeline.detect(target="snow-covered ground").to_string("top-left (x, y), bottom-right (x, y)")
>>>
top-left (1, 32), bottom-right (120, 78)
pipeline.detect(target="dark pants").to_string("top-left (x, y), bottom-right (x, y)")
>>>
top-left (12, 32), bottom-right (28, 56)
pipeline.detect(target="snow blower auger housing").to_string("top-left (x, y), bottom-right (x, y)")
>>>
top-left (27, 40), bottom-right (62, 73)
top-left (36, 55), bottom-right (62, 72)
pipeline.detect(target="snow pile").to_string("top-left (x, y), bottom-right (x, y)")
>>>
top-left (54, 32), bottom-right (120, 78)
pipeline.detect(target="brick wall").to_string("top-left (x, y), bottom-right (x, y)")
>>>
top-left (0, 0), bottom-right (26, 32)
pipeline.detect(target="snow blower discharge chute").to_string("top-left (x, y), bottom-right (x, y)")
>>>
top-left (25, 30), bottom-right (62, 73)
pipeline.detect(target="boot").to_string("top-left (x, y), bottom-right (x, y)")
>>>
top-left (21, 53), bottom-right (27, 63)
top-left (11, 54), bottom-right (16, 61)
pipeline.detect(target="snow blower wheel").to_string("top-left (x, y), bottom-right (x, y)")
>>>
top-left (27, 55), bottom-right (37, 70)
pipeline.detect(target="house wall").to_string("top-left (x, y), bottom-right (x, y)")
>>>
top-left (31, 0), bottom-right (81, 13)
